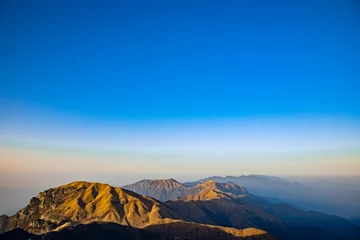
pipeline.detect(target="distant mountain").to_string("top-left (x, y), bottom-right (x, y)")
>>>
top-left (122, 178), bottom-right (248, 202)
top-left (178, 180), bottom-right (248, 201)
top-left (296, 178), bottom-right (360, 218)
top-left (183, 175), bottom-right (307, 197)
top-left (124, 176), bottom-right (303, 203)
top-left (0, 181), bottom-right (272, 240)
top-left (183, 175), bottom-right (360, 220)
top-left (123, 179), bottom-right (188, 202)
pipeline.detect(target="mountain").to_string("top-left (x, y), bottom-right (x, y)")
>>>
top-left (123, 179), bottom-right (189, 202)
top-left (0, 181), bottom-right (273, 240)
top-left (0, 222), bottom-right (176, 240)
top-left (126, 179), bottom-right (360, 240)
top-left (0, 181), bottom-right (177, 234)
top-left (2, 179), bottom-right (359, 239)
top-left (178, 180), bottom-right (248, 201)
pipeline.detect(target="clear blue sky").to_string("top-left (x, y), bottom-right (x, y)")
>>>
top-left (0, 1), bottom-right (360, 185)
top-left (1, 0), bottom-right (359, 120)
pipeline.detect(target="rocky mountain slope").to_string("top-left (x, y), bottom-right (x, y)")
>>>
top-left (0, 181), bottom-right (176, 234)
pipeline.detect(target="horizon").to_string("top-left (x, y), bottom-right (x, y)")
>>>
top-left (2, 173), bottom-right (360, 190)
top-left (1, 0), bottom-right (360, 189)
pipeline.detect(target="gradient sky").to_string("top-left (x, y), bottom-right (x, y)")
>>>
top-left (1, 0), bottom-right (360, 188)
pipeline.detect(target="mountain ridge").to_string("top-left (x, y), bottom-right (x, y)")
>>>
top-left (125, 178), bottom-right (360, 240)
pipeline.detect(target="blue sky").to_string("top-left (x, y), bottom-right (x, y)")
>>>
top-left (0, 0), bottom-right (360, 186)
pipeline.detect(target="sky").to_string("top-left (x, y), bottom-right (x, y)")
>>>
top-left (1, 0), bottom-right (360, 188)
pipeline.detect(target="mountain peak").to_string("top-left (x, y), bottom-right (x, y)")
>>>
top-left (56, 181), bottom-right (108, 189)
top-left (202, 179), bottom-right (217, 184)
top-left (179, 180), bottom-right (248, 202)
top-left (1, 181), bottom-right (170, 234)
top-left (123, 178), bottom-right (187, 202)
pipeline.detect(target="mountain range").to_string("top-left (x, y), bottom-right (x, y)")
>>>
top-left (1, 177), bottom-right (360, 240)
top-left (124, 178), bottom-right (360, 240)
top-left (0, 181), bottom-right (272, 240)
top-left (186, 175), bottom-right (360, 219)
top-left (124, 175), bottom-right (360, 219)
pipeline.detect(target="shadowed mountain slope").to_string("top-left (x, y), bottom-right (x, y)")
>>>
top-left (0, 222), bottom-right (273, 240)
top-left (144, 221), bottom-right (274, 240)
top-left (0, 222), bottom-right (177, 240)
